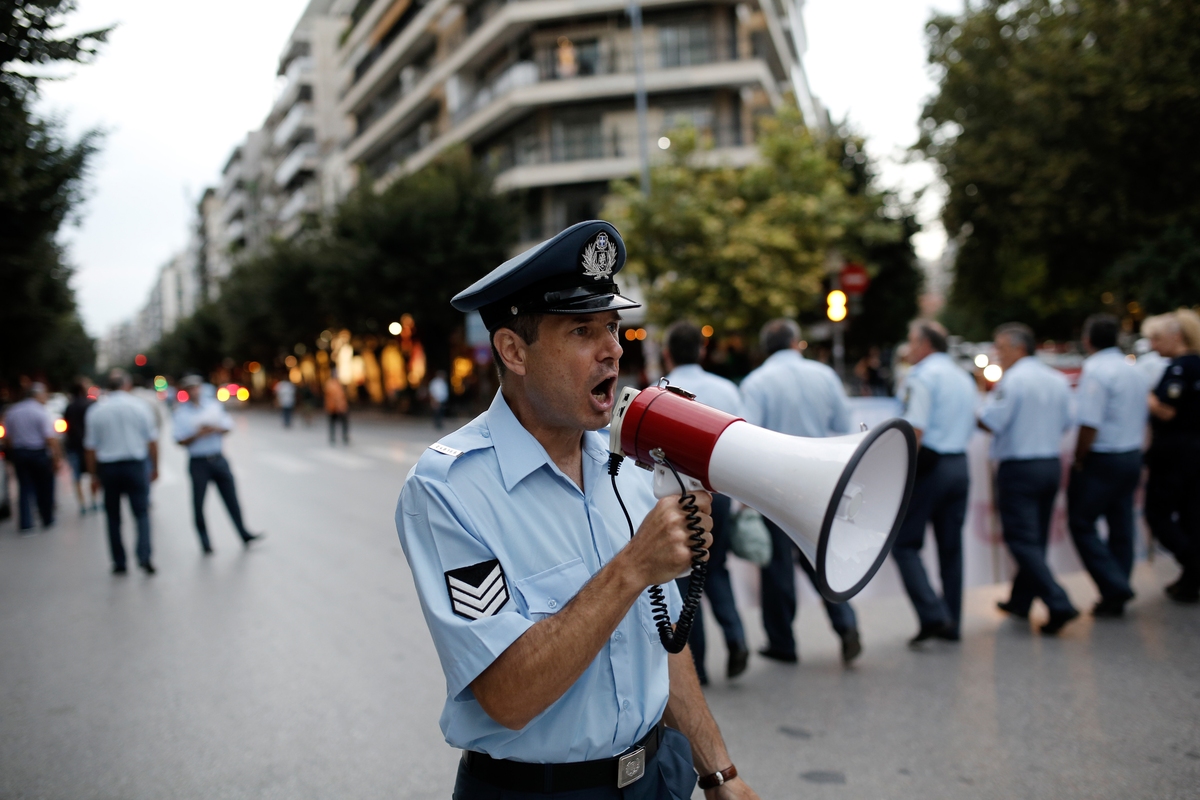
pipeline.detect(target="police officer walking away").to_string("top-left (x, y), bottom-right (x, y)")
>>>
top-left (1142, 309), bottom-right (1200, 603)
top-left (396, 221), bottom-right (758, 800)
top-left (173, 375), bottom-right (263, 555)
top-left (1068, 314), bottom-right (1148, 616)
top-left (3, 382), bottom-right (60, 533)
top-left (739, 319), bottom-right (863, 666)
top-left (979, 323), bottom-right (1079, 634)
top-left (84, 369), bottom-right (159, 574)
top-left (662, 320), bottom-right (750, 683)
top-left (894, 320), bottom-right (977, 645)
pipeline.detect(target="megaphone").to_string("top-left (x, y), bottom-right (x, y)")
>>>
top-left (609, 384), bottom-right (917, 602)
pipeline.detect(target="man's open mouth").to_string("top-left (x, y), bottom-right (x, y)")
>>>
top-left (591, 376), bottom-right (617, 405)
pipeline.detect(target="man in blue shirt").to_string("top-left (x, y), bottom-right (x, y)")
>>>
top-left (1068, 314), bottom-right (1148, 617)
top-left (2, 382), bottom-right (60, 533)
top-left (662, 320), bottom-right (749, 684)
top-left (894, 321), bottom-right (978, 645)
top-left (739, 319), bottom-right (862, 666)
top-left (978, 323), bottom-right (1079, 634)
top-left (173, 376), bottom-right (263, 555)
top-left (396, 222), bottom-right (757, 799)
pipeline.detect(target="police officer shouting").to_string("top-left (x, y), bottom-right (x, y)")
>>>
top-left (894, 320), bottom-right (977, 646)
top-left (1068, 314), bottom-right (1148, 616)
top-left (396, 222), bottom-right (758, 799)
top-left (979, 323), bottom-right (1079, 635)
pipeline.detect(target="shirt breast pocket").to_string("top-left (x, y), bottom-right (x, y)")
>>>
top-left (514, 558), bottom-right (593, 620)
top-left (637, 591), bottom-right (667, 645)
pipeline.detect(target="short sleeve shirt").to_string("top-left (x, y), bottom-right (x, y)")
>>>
top-left (3, 399), bottom-right (54, 450)
top-left (1152, 354), bottom-right (1200, 439)
top-left (172, 398), bottom-right (233, 457)
top-left (83, 392), bottom-right (158, 462)
top-left (395, 391), bottom-right (680, 763)
top-left (740, 350), bottom-right (851, 437)
top-left (901, 352), bottom-right (978, 454)
top-left (1075, 348), bottom-right (1149, 453)
top-left (978, 356), bottom-right (1073, 461)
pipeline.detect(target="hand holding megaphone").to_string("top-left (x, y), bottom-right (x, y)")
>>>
top-left (618, 492), bottom-right (713, 587)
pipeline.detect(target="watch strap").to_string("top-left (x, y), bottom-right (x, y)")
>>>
top-left (698, 764), bottom-right (737, 790)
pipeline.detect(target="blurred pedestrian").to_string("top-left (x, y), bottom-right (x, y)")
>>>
top-left (894, 320), bottom-right (977, 646)
top-left (740, 318), bottom-right (863, 666)
top-left (662, 321), bottom-right (749, 683)
top-left (978, 323), bottom-right (1079, 634)
top-left (173, 375), bottom-right (263, 554)
top-left (84, 369), bottom-right (159, 575)
top-left (275, 378), bottom-right (296, 428)
top-left (3, 382), bottom-right (60, 533)
top-left (324, 368), bottom-right (349, 445)
top-left (1068, 314), bottom-right (1148, 617)
top-left (1142, 310), bottom-right (1200, 603)
top-left (429, 370), bottom-right (449, 430)
top-left (63, 380), bottom-right (100, 514)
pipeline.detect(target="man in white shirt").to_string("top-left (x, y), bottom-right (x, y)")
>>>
top-left (84, 369), bottom-right (159, 575)
top-left (275, 379), bottom-right (297, 428)
top-left (661, 321), bottom-right (749, 683)
top-left (3, 382), bottom-right (60, 533)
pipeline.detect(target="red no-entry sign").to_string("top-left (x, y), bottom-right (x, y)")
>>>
top-left (840, 263), bottom-right (870, 295)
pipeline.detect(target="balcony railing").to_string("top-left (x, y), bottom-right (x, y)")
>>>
top-left (274, 142), bottom-right (319, 188)
top-left (220, 190), bottom-right (247, 224)
top-left (273, 102), bottom-right (315, 150)
top-left (278, 185), bottom-right (317, 223)
top-left (224, 219), bottom-right (246, 245)
top-left (488, 122), bottom-right (744, 173)
top-left (271, 56), bottom-right (314, 120)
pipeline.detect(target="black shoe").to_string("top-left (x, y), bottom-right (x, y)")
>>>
top-left (1039, 607), bottom-right (1080, 635)
top-left (840, 629), bottom-right (862, 665)
top-left (935, 628), bottom-right (961, 642)
top-left (1166, 583), bottom-right (1200, 604)
top-left (758, 647), bottom-right (798, 664)
top-left (997, 600), bottom-right (1029, 619)
top-left (112, 565), bottom-right (128, 575)
top-left (1092, 596), bottom-right (1130, 618)
top-left (727, 643), bottom-right (750, 678)
top-left (241, 532), bottom-right (265, 547)
top-left (139, 562), bottom-right (156, 575)
top-left (908, 622), bottom-right (950, 648)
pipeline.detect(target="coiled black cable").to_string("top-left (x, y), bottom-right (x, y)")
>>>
top-left (608, 453), bottom-right (709, 654)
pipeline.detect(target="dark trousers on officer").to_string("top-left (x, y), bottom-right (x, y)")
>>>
top-left (996, 458), bottom-right (1075, 615)
top-left (761, 518), bottom-right (857, 657)
top-left (188, 454), bottom-right (250, 549)
top-left (1144, 442), bottom-right (1200, 591)
top-left (11, 448), bottom-right (55, 530)
top-left (98, 459), bottom-right (151, 569)
top-left (676, 494), bottom-right (746, 682)
top-left (893, 452), bottom-right (968, 636)
top-left (1068, 450), bottom-right (1141, 601)
top-left (329, 412), bottom-right (349, 444)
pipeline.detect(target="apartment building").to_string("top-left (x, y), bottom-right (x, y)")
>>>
top-left (334, 0), bottom-right (820, 245)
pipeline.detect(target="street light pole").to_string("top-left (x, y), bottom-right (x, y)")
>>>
top-left (627, 0), bottom-right (651, 195)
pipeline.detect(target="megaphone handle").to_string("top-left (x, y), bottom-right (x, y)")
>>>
top-left (652, 464), bottom-right (705, 499)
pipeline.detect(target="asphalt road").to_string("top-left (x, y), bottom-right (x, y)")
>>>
top-left (1, 409), bottom-right (1197, 800)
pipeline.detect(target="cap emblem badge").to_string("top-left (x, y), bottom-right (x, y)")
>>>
top-left (581, 231), bottom-right (617, 280)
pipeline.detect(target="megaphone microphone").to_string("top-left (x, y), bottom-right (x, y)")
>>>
top-left (609, 384), bottom-right (917, 608)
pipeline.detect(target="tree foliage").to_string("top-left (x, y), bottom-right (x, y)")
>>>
top-left (920, 0), bottom-right (1200, 338)
top-left (0, 0), bottom-right (111, 390)
top-left (606, 106), bottom-right (911, 345)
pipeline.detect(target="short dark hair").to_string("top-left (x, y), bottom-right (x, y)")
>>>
top-left (910, 319), bottom-right (949, 353)
top-left (994, 322), bottom-right (1036, 356)
top-left (760, 318), bottom-right (800, 355)
top-left (490, 312), bottom-right (543, 379)
top-left (1083, 314), bottom-right (1119, 350)
top-left (107, 368), bottom-right (130, 391)
top-left (665, 321), bottom-right (703, 366)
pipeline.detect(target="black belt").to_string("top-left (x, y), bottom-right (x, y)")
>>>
top-left (462, 718), bottom-right (664, 793)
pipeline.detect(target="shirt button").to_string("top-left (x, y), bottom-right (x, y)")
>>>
top-left (547, 598), bottom-right (558, 609)
top-left (613, 631), bottom-right (623, 642)
top-left (482, 430), bottom-right (490, 438)
top-left (622, 699), bottom-right (631, 710)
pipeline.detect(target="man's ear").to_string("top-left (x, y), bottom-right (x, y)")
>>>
top-left (493, 328), bottom-right (530, 377)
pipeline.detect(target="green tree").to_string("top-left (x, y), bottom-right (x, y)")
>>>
top-left (0, 0), bottom-right (110, 390)
top-left (606, 107), bottom-right (905, 341)
top-left (919, 0), bottom-right (1200, 338)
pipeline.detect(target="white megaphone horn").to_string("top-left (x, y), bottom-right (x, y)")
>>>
top-left (609, 384), bottom-right (917, 602)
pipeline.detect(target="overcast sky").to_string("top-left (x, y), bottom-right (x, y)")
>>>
top-left (39, 0), bottom-right (961, 337)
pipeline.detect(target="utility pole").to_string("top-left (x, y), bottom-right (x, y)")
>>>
top-left (627, 0), bottom-right (651, 195)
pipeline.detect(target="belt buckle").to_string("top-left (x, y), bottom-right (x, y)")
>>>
top-left (616, 746), bottom-right (646, 788)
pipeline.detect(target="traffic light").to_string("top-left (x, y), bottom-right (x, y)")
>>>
top-left (826, 290), bottom-right (848, 322)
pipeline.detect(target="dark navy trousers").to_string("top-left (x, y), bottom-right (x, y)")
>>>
top-left (675, 494), bottom-right (746, 682)
top-left (996, 458), bottom-right (1075, 615)
top-left (1144, 443), bottom-right (1200, 586)
top-left (97, 459), bottom-right (151, 569)
top-left (10, 448), bottom-right (55, 530)
top-left (1067, 450), bottom-right (1141, 601)
top-left (188, 454), bottom-right (250, 549)
top-left (761, 517), bottom-right (857, 658)
top-left (892, 452), bottom-right (968, 635)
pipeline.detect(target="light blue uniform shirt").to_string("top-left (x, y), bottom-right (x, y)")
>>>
top-left (83, 392), bottom-right (157, 462)
top-left (1076, 347), bottom-right (1148, 453)
top-left (740, 349), bottom-right (851, 437)
top-left (663, 363), bottom-right (743, 417)
top-left (902, 352), bottom-right (978, 454)
top-left (978, 356), bottom-right (1072, 461)
top-left (172, 397), bottom-right (233, 457)
top-left (3, 398), bottom-right (54, 449)
top-left (396, 391), bottom-right (680, 763)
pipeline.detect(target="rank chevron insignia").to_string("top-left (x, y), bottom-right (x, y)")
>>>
top-left (445, 559), bottom-right (510, 620)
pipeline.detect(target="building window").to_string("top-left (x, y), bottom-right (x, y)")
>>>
top-left (659, 20), bottom-right (712, 68)
top-left (551, 115), bottom-right (603, 162)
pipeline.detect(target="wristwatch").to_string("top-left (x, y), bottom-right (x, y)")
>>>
top-left (698, 764), bottom-right (738, 790)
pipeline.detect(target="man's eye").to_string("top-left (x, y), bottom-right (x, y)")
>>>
top-left (573, 327), bottom-right (588, 335)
